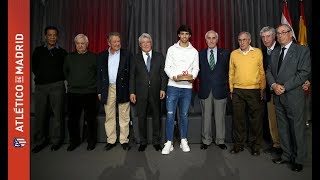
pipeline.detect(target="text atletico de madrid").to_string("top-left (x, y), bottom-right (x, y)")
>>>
top-left (14, 34), bottom-right (25, 133)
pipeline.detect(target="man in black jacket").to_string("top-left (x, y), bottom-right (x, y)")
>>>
top-left (63, 34), bottom-right (98, 151)
top-left (259, 26), bottom-right (282, 156)
top-left (97, 32), bottom-right (132, 151)
top-left (129, 33), bottom-right (168, 152)
top-left (31, 26), bottom-right (67, 153)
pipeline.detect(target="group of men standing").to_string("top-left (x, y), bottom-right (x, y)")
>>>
top-left (31, 24), bottom-right (311, 173)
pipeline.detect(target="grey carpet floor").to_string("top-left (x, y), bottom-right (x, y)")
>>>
top-left (31, 126), bottom-right (312, 180)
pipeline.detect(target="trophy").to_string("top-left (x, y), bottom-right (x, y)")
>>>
top-left (176, 70), bottom-right (193, 81)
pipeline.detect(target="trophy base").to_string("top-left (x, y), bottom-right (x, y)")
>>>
top-left (176, 74), bottom-right (193, 81)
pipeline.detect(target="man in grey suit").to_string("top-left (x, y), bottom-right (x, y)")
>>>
top-left (198, 30), bottom-right (230, 150)
top-left (129, 33), bottom-right (168, 152)
top-left (266, 24), bottom-right (311, 172)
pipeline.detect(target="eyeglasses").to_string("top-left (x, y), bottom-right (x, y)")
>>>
top-left (276, 30), bottom-right (291, 36)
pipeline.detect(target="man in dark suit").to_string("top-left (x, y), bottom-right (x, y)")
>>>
top-left (129, 33), bottom-right (168, 152)
top-left (259, 26), bottom-right (282, 156)
top-left (198, 30), bottom-right (230, 150)
top-left (97, 32), bottom-right (132, 151)
top-left (266, 24), bottom-right (311, 172)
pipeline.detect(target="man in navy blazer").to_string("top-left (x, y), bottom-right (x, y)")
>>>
top-left (266, 24), bottom-right (311, 172)
top-left (198, 30), bottom-right (230, 150)
top-left (97, 32), bottom-right (132, 151)
top-left (129, 33), bottom-right (168, 152)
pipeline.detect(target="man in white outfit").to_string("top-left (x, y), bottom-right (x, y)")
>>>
top-left (161, 24), bottom-right (199, 155)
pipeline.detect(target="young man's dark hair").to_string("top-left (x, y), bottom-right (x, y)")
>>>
top-left (44, 26), bottom-right (59, 35)
top-left (177, 24), bottom-right (192, 35)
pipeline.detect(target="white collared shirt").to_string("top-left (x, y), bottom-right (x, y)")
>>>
top-left (142, 50), bottom-right (152, 65)
top-left (239, 46), bottom-right (254, 55)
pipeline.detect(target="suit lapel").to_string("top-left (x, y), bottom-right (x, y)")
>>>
top-left (201, 49), bottom-right (210, 68)
top-left (118, 50), bottom-right (125, 74)
top-left (217, 48), bottom-right (223, 65)
top-left (273, 47), bottom-right (281, 75)
top-left (278, 44), bottom-right (295, 74)
top-left (139, 52), bottom-right (148, 72)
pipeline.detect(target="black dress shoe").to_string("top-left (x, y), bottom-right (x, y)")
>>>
top-left (291, 163), bottom-right (303, 172)
top-left (67, 143), bottom-right (80, 151)
top-left (230, 145), bottom-right (244, 154)
top-left (274, 147), bottom-right (283, 155)
top-left (272, 157), bottom-right (290, 164)
top-left (153, 144), bottom-right (162, 151)
top-left (250, 147), bottom-right (260, 156)
top-left (264, 147), bottom-right (282, 155)
top-left (121, 143), bottom-right (131, 150)
top-left (104, 143), bottom-right (116, 151)
top-left (138, 144), bottom-right (147, 151)
top-left (217, 144), bottom-right (227, 150)
top-left (32, 141), bottom-right (49, 153)
top-left (87, 144), bottom-right (96, 151)
top-left (200, 143), bottom-right (208, 150)
top-left (263, 147), bottom-right (274, 155)
top-left (51, 144), bottom-right (62, 151)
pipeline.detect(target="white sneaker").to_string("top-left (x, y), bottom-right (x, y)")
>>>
top-left (180, 138), bottom-right (190, 152)
top-left (161, 141), bottom-right (174, 155)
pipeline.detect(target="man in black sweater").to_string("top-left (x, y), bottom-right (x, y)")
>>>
top-left (31, 26), bottom-right (68, 153)
top-left (63, 34), bottom-right (98, 151)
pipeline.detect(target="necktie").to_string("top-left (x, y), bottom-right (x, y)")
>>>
top-left (277, 47), bottom-right (286, 73)
top-left (209, 49), bottom-right (215, 70)
top-left (267, 49), bottom-right (272, 55)
top-left (146, 52), bottom-right (151, 72)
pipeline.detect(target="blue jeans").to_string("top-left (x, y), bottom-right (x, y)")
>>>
top-left (165, 86), bottom-right (192, 141)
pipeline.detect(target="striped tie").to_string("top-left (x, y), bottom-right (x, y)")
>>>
top-left (146, 52), bottom-right (151, 72)
top-left (209, 49), bottom-right (215, 70)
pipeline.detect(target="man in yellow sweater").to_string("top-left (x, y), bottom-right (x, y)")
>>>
top-left (229, 31), bottom-right (266, 156)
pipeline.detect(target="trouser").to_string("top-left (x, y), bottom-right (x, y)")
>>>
top-left (34, 81), bottom-right (65, 145)
top-left (137, 91), bottom-right (161, 145)
top-left (67, 92), bottom-right (97, 145)
top-left (165, 86), bottom-right (192, 141)
top-left (267, 94), bottom-right (280, 148)
top-left (232, 88), bottom-right (264, 149)
top-left (104, 85), bottom-right (130, 144)
top-left (200, 91), bottom-right (227, 145)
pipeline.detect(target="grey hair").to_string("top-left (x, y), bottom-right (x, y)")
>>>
top-left (238, 31), bottom-right (251, 39)
top-left (277, 24), bottom-right (293, 32)
top-left (107, 32), bottom-right (121, 42)
top-left (260, 26), bottom-right (276, 36)
top-left (74, 34), bottom-right (89, 44)
top-left (205, 30), bottom-right (219, 40)
top-left (138, 33), bottom-right (153, 44)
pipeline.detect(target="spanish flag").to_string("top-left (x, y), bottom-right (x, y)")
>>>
top-left (298, 0), bottom-right (310, 96)
top-left (298, 0), bottom-right (307, 46)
